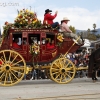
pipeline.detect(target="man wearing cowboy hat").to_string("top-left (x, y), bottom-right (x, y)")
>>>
top-left (43, 9), bottom-right (59, 29)
top-left (60, 17), bottom-right (83, 45)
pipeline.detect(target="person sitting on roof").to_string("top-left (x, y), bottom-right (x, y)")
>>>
top-left (43, 9), bottom-right (59, 29)
top-left (12, 38), bottom-right (21, 49)
top-left (60, 17), bottom-right (84, 45)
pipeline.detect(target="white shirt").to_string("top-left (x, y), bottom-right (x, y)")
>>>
top-left (61, 22), bottom-right (72, 33)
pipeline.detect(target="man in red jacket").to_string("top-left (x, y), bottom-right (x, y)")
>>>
top-left (43, 9), bottom-right (59, 29)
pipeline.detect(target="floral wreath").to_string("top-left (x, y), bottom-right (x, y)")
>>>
top-left (29, 42), bottom-right (40, 56)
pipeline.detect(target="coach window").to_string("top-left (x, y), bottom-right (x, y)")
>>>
top-left (28, 34), bottom-right (40, 45)
top-left (12, 33), bottom-right (22, 47)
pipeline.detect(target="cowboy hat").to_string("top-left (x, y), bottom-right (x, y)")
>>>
top-left (45, 9), bottom-right (52, 13)
top-left (62, 17), bottom-right (70, 21)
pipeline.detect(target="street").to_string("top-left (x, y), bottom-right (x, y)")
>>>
top-left (0, 77), bottom-right (100, 100)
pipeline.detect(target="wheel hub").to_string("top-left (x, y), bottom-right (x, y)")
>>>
top-left (6, 66), bottom-right (10, 70)
top-left (61, 69), bottom-right (65, 73)
top-left (4, 64), bottom-right (11, 71)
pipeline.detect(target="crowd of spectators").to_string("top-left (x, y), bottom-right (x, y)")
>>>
top-left (66, 49), bottom-right (90, 78)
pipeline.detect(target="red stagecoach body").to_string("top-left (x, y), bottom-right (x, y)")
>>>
top-left (0, 28), bottom-right (81, 65)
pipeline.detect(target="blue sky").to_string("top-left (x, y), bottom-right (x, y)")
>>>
top-left (0, 0), bottom-right (100, 32)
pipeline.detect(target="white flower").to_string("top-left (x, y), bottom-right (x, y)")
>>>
top-left (25, 19), bottom-right (28, 21)
top-left (35, 51), bottom-right (37, 54)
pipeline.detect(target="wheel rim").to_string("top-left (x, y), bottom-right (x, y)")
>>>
top-left (50, 58), bottom-right (76, 84)
top-left (0, 50), bottom-right (26, 86)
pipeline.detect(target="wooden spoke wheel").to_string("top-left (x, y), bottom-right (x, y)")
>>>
top-left (50, 58), bottom-right (76, 84)
top-left (0, 50), bottom-right (26, 86)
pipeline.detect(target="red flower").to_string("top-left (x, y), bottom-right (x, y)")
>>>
top-left (19, 15), bottom-right (22, 18)
top-left (5, 21), bottom-right (8, 25)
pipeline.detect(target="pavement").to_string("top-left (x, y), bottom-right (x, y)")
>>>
top-left (0, 77), bottom-right (100, 100)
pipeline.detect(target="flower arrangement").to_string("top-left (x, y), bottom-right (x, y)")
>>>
top-left (14, 9), bottom-right (42, 28)
top-left (2, 9), bottom-right (43, 38)
top-left (56, 33), bottom-right (64, 47)
top-left (57, 33), bottom-right (64, 42)
top-left (29, 42), bottom-right (40, 56)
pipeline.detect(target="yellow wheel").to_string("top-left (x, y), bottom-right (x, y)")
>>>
top-left (0, 50), bottom-right (26, 86)
top-left (50, 58), bottom-right (76, 84)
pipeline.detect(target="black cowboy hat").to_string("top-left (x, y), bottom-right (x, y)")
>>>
top-left (45, 9), bottom-right (52, 13)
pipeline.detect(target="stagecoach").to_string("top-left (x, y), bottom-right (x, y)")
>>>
top-left (0, 9), bottom-right (88, 86)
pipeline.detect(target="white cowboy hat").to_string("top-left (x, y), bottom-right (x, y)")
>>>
top-left (62, 17), bottom-right (70, 21)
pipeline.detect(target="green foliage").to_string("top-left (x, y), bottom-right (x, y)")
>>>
top-left (87, 28), bottom-right (91, 33)
top-left (3, 25), bottom-right (11, 37)
top-left (87, 33), bottom-right (97, 40)
top-left (69, 25), bottom-right (76, 33)
top-left (56, 42), bottom-right (63, 48)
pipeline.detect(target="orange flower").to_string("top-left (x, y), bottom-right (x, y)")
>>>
top-left (5, 21), bottom-right (8, 25)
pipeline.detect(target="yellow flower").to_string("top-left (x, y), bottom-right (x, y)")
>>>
top-left (30, 11), bottom-right (34, 14)
top-left (57, 33), bottom-right (64, 42)
top-left (26, 9), bottom-right (29, 12)
top-left (18, 14), bottom-right (21, 17)
top-left (32, 19), bottom-right (38, 24)
top-left (20, 10), bottom-right (22, 13)
top-left (30, 42), bottom-right (40, 55)
top-left (20, 22), bottom-right (22, 24)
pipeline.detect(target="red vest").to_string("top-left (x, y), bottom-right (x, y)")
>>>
top-left (12, 42), bottom-right (21, 49)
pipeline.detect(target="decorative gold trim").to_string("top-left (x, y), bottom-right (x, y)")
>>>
top-left (52, 50), bottom-right (57, 57)
top-left (42, 51), bottom-right (45, 54)
top-left (10, 33), bottom-right (12, 46)
top-left (26, 67), bottom-right (33, 74)
top-left (13, 29), bottom-right (52, 32)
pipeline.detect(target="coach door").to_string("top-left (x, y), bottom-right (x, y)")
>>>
top-left (21, 32), bottom-right (28, 61)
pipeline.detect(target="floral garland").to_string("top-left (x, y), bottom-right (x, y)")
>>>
top-left (29, 42), bottom-right (40, 66)
top-left (29, 42), bottom-right (40, 56)
top-left (0, 36), bottom-right (3, 47)
top-left (2, 22), bottom-right (14, 37)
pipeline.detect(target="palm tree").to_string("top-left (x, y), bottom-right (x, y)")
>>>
top-left (92, 23), bottom-right (97, 34)
top-left (87, 28), bottom-right (90, 33)
top-left (93, 23), bottom-right (96, 30)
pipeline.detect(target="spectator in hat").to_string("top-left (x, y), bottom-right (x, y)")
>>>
top-left (43, 9), bottom-right (59, 29)
top-left (60, 17), bottom-right (84, 45)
